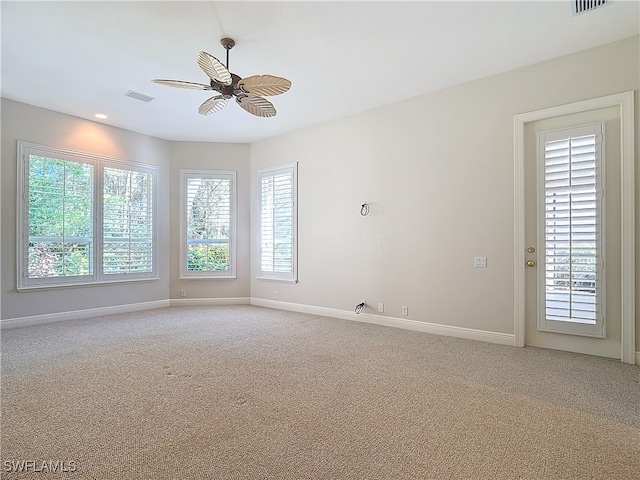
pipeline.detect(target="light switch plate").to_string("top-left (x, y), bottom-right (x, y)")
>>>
top-left (474, 256), bottom-right (487, 268)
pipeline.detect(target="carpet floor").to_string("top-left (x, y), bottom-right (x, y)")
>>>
top-left (1, 305), bottom-right (639, 479)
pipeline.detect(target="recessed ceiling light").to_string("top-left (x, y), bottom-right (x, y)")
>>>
top-left (94, 113), bottom-right (108, 119)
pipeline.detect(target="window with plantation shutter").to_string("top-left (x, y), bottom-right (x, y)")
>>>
top-left (24, 155), bottom-right (94, 283)
top-left (257, 163), bottom-right (297, 282)
top-left (180, 170), bottom-right (236, 278)
top-left (538, 124), bottom-right (605, 337)
top-left (17, 141), bottom-right (157, 289)
top-left (103, 166), bottom-right (154, 276)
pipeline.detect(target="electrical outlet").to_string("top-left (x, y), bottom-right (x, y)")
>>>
top-left (377, 303), bottom-right (384, 313)
top-left (402, 305), bottom-right (408, 316)
top-left (274, 291), bottom-right (279, 299)
top-left (180, 289), bottom-right (186, 297)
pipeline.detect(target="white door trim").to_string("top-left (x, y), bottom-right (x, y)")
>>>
top-left (513, 91), bottom-right (635, 364)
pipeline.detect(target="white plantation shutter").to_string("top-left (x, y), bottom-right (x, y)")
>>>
top-left (26, 155), bottom-right (94, 283)
top-left (180, 170), bottom-right (236, 278)
top-left (538, 124), bottom-right (604, 336)
top-left (258, 163), bottom-right (297, 281)
top-left (103, 166), bottom-right (154, 275)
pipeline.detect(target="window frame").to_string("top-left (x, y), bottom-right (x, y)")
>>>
top-left (256, 163), bottom-right (298, 283)
top-left (16, 141), bottom-right (158, 290)
top-left (179, 169), bottom-right (237, 279)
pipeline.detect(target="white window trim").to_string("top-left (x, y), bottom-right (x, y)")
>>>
top-left (16, 141), bottom-right (158, 290)
top-left (256, 163), bottom-right (298, 283)
top-left (179, 169), bottom-right (237, 279)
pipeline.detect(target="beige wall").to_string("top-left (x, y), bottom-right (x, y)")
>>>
top-left (1, 99), bottom-right (171, 319)
top-left (0, 103), bottom-right (253, 319)
top-left (2, 35), bottom-right (638, 351)
top-left (250, 36), bottom-right (639, 341)
top-left (168, 142), bottom-right (251, 300)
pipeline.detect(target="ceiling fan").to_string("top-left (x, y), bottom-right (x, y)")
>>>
top-left (152, 38), bottom-right (291, 118)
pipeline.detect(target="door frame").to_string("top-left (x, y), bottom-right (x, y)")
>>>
top-left (513, 91), bottom-right (635, 364)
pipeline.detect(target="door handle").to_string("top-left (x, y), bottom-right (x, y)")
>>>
top-left (526, 260), bottom-right (536, 267)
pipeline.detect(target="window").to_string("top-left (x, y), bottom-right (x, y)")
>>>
top-left (180, 170), bottom-right (236, 278)
top-left (538, 124), bottom-right (605, 337)
top-left (17, 141), bottom-right (157, 289)
top-left (257, 163), bottom-right (297, 282)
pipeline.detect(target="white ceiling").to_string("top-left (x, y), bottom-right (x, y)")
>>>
top-left (2, 1), bottom-right (638, 144)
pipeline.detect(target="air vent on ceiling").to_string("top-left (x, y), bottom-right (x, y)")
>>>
top-left (124, 90), bottom-right (155, 103)
top-left (572, 0), bottom-right (608, 15)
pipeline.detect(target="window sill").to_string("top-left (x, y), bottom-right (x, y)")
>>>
top-left (255, 276), bottom-right (298, 284)
top-left (179, 275), bottom-right (237, 280)
top-left (17, 277), bottom-right (160, 292)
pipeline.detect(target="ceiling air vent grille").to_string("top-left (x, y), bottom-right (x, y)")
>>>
top-left (573, 0), bottom-right (608, 15)
top-left (124, 90), bottom-right (155, 103)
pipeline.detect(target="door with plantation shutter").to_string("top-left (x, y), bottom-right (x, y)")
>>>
top-left (524, 107), bottom-right (622, 358)
top-left (538, 124), bottom-right (604, 336)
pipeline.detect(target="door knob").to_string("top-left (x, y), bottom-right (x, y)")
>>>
top-left (526, 260), bottom-right (536, 267)
top-left (527, 247), bottom-right (536, 253)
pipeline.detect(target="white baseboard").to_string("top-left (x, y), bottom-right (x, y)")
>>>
top-left (1, 297), bottom-right (252, 329)
top-left (9, 297), bottom-right (630, 360)
top-left (0, 300), bottom-right (170, 330)
top-left (169, 297), bottom-right (250, 307)
top-left (250, 298), bottom-right (516, 347)
top-left (636, 351), bottom-right (640, 366)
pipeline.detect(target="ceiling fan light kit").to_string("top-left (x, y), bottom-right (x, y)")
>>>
top-left (153, 38), bottom-right (291, 118)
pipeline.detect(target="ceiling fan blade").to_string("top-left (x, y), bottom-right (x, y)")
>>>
top-left (198, 95), bottom-right (229, 116)
top-left (197, 51), bottom-right (232, 86)
top-left (236, 94), bottom-right (277, 117)
top-left (238, 75), bottom-right (292, 96)
top-left (152, 79), bottom-right (213, 90)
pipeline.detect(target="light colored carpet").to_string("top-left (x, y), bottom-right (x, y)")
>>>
top-left (1, 305), bottom-right (639, 479)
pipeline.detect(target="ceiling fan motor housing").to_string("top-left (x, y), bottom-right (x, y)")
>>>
top-left (211, 73), bottom-right (243, 98)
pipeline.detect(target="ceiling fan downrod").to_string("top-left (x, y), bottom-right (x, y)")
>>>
top-left (220, 37), bottom-right (235, 70)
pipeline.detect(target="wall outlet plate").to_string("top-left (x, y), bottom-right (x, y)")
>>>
top-left (474, 256), bottom-right (487, 268)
